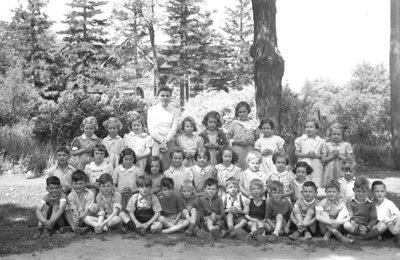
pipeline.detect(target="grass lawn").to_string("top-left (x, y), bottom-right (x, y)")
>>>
top-left (1, 170), bottom-right (400, 257)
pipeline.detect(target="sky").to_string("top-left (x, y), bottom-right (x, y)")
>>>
top-left (0, 0), bottom-right (389, 92)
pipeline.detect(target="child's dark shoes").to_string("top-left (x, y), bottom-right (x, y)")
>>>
top-left (289, 231), bottom-right (301, 240)
top-left (33, 227), bottom-right (44, 239)
top-left (268, 233), bottom-right (279, 243)
top-left (194, 228), bottom-right (209, 239)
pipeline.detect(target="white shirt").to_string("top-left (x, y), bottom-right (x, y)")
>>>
top-left (338, 177), bottom-right (355, 202)
top-left (147, 103), bottom-right (179, 142)
top-left (375, 198), bottom-right (400, 224)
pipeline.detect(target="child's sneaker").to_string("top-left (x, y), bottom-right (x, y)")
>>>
top-left (185, 224), bottom-right (195, 236)
top-left (211, 228), bottom-right (221, 240)
top-left (304, 231), bottom-right (312, 240)
top-left (289, 231), bottom-right (301, 240)
top-left (33, 227), bottom-right (44, 239)
top-left (59, 226), bottom-right (72, 234)
top-left (268, 233), bottom-right (279, 243)
top-left (244, 233), bottom-right (253, 242)
top-left (194, 227), bottom-right (209, 239)
top-left (255, 234), bottom-right (268, 243)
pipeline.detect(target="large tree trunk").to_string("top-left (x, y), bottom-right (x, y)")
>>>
top-left (391, 0), bottom-right (400, 169)
top-left (251, 0), bottom-right (284, 127)
top-left (149, 25), bottom-right (159, 95)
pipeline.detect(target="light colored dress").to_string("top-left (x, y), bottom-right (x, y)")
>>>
top-left (239, 169), bottom-right (269, 198)
top-left (294, 134), bottom-right (325, 187)
top-left (176, 134), bottom-right (204, 167)
top-left (254, 134), bottom-right (285, 176)
top-left (164, 165), bottom-right (193, 192)
top-left (70, 134), bottom-right (101, 170)
top-left (321, 141), bottom-right (353, 187)
top-left (124, 132), bottom-right (154, 170)
top-left (102, 135), bottom-right (125, 169)
top-left (190, 165), bottom-right (217, 193)
top-left (269, 170), bottom-right (295, 198)
top-left (227, 119), bottom-right (258, 170)
top-left (215, 163), bottom-right (242, 188)
top-left (84, 161), bottom-right (114, 185)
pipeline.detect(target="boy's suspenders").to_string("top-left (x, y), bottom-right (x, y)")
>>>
top-left (135, 194), bottom-right (153, 209)
top-left (224, 194), bottom-right (244, 210)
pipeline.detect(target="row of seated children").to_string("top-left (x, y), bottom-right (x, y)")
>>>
top-left (36, 164), bottom-right (400, 244)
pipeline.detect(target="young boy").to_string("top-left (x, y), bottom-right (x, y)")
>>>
top-left (265, 180), bottom-right (292, 242)
top-left (180, 180), bottom-right (201, 236)
top-left (84, 173), bottom-right (122, 233)
top-left (315, 180), bottom-right (353, 243)
top-left (157, 177), bottom-right (190, 234)
top-left (46, 147), bottom-right (76, 194)
top-left (34, 176), bottom-right (68, 238)
top-left (65, 170), bottom-right (95, 234)
top-left (289, 181), bottom-right (319, 240)
top-left (198, 178), bottom-right (226, 239)
top-left (222, 177), bottom-right (247, 238)
top-left (337, 158), bottom-right (356, 202)
top-left (120, 176), bottom-right (163, 235)
top-left (344, 177), bottom-right (379, 240)
top-left (372, 180), bottom-right (400, 241)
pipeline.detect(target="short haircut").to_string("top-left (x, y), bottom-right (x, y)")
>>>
top-left (144, 156), bottom-right (164, 174)
top-left (302, 181), bottom-right (317, 191)
top-left (136, 176), bottom-right (153, 188)
top-left (342, 158), bottom-right (356, 172)
top-left (98, 173), bottom-right (113, 185)
top-left (181, 116), bottom-right (197, 132)
top-left (160, 177), bottom-right (174, 189)
top-left (71, 170), bottom-right (87, 182)
top-left (201, 111), bottom-right (223, 128)
top-left (204, 177), bottom-right (218, 188)
top-left (128, 111), bottom-right (145, 129)
top-left (194, 147), bottom-right (210, 161)
top-left (327, 123), bottom-right (344, 138)
top-left (234, 101), bottom-right (251, 117)
top-left (56, 146), bottom-right (70, 155)
top-left (157, 86), bottom-right (172, 95)
top-left (119, 148), bottom-right (137, 164)
top-left (91, 144), bottom-right (109, 158)
top-left (354, 176), bottom-right (369, 190)
top-left (46, 176), bottom-right (61, 186)
top-left (250, 178), bottom-right (264, 190)
top-left (272, 152), bottom-right (289, 165)
top-left (258, 118), bottom-right (274, 130)
top-left (181, 180), bottom-right (194, 190)
top-left (325, 180), bottom-right (340, 191)
top-left (292, 161), bottom-right (313, 175)
top-left (305, 118), bottom-right (320, 129)
top-left (102, 117), bottom-right (123, 131)
top-left (225, 177), bottom-right (239, 188)
top-left (270, 180), bottom-right (284, 192)
top-left (217, 146), bottom-right (238, 164)
top-left (246, 151), bottom-right (262, 163)
top-left (169, 147), bottom-right (185, 159)
top-left (81, 116), bottom-right (99, 130)
top-left (371, 180), bottom-right (386, 191)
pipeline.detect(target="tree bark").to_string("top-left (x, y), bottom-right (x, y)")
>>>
top-left (391, 0), bottom-right (400, 169)
top-left (149, 0), bottom-right (159, 95)
top-left (251, 0), bottom-right (284, 127)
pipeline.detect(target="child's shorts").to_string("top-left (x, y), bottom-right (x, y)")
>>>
top-left (121, 192), bottom-right (134, 210)
top-left (203, 218), bottom-right (224, 228)
top-left (225, 213), bottom-right (245, 224)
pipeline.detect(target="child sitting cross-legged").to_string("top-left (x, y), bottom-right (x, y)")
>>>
top-left (343, 176), bottom-right (380, 240)
top-left (265, 180), bottom-right (292, 243)
top-left (243, 179), bottom-right (270, 242)
top-left (197, 178), bottom-right (226, 240)
top-left (289, 181), bottom-right (319, 240)
top-left (372, 180), bottom-right (400, 242)
top-left (158, 177), bottom-right (190, 234)
top-left (84, 173), bottom-right (122, 233)
top-left (120, 176), bottom-right (163, 235)
top-left (65, 170), bottom-right (95, 235)
top-left (34, 176), bottom-right (69, 238)
top-left (222, 177), bottom-right (248, 239)
top-left (315, 180), bottom-right (353, 243)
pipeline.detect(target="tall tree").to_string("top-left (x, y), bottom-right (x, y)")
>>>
top-left (9, 0), bottom-right (56, 98)
top-left (251, 0), bottom-right (284, 126)
top-left (222, 0), bottom-right (253, 88)
top-left (390, 0), bottom-right (400, 169)
top-left (59, 0), bottom-right (109, 91)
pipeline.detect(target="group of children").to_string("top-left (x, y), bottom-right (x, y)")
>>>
top-left (35, 98), bottom-right (400, 245)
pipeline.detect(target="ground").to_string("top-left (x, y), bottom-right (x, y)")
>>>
top-left (1, 170), bottom-right (400, 259)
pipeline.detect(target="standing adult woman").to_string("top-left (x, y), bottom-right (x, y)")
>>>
top-left (147, 87), bottom-right (179, 169)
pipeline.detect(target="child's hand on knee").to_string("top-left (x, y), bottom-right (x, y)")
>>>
top-left (359, 225), bottom-right (368, 235)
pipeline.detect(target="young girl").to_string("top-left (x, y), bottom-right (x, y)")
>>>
top-left (321, 123), bottom-right (353, 187)
top-left (199, 111), bottom-right (227, 166)
top-left (84, 144), bottom-right (113, 191)
top-left (124, 112), bottom-right (154, 171)
top-left (70, 116), bottom-right (101, 170)
top-left (295, 118), bottom-right (325, 188)
top-left (144, 156), bottom-right (165, 195)
top-left (190, 148), bottom-right (217, 193)
top-left (268, 152), bottom-right (294, 200)
top-left (290, 161), bottom-right (313, 203)
top-left (227, 102), bottom-right (258, 170)
top-left (176, 117), bottom-right (204, 167)
top-left (164, 148), bottom-right (193, 192)
top-left (254, 118), bottom-right (285, 175)
top-left (215, 147), bottom-right (242, 194)
top-left (113, 148), bottom-right (144, 209)
top-left (239, 151), bottom-right (268, 198)
top-left (102, 117), bottom-right (125, 169)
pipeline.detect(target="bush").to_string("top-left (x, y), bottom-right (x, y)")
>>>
top-left (353, 143), bottom-right (392, 168)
